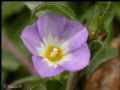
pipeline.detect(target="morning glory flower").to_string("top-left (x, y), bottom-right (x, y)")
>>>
top-left (20, 13), bottom-right (90, 78)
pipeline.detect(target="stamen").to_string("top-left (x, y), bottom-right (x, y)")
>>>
top-left (50, 52), bottom-right (56, 57)
top-left (50, 48), bottom-right (58, 57)
top-left (44, 46), bottom-right (62, 62)
top-left (53, 48), bottom-right (58, 52)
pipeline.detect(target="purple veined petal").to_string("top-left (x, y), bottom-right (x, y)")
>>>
top-left (32, 56), bottom-right (65, 78)
top-left (60, 27), bottom-right (88, 54)
top-left (20, 23), bottom-right (43, 55)
top-left (37, 13), bottom-right (88, 48)
top-left (37, 13), bottom-right (66, 42)
top-left (61, 19), bottom-right (86, 41)
top-left (60, 43), bottom-right (90, 71)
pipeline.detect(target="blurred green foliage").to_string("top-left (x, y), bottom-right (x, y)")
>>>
top-left (2, 2), bottom-right (37, 88)
top-left (2, 1), bottom-right (120, 90)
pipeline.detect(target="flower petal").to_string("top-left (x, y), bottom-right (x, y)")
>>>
top-left (37, 13), bottom-right (87, 46)
top-left (20, 24), bottom-right (43, 55)
top-left (37, 13), bottom-right (66, 43)
top-left (61, 19), bottom-right (86, 42)
top-left (60, 27), bottom-right (88, 54)
top-left (32, 56), bottom-right (64, 78)
top-left (60, 43), bottom-right (90, 71)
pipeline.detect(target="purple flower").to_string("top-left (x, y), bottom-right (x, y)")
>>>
top-left (20, 13), bottom-right (90, 78)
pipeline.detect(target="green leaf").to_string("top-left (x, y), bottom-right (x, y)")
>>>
top-left (23, 1), bottom-right (48, 18)
top-left (88, 2), bottom-right (113, 41)
top-left (23, 1), bottom-right (44, 10)
top-left (86, 47), bottom-right (117, 76)
top-left (10, 76), bottom-right (47, 86)
top-left (46, 79), bottom-right (65, 90)
top-left (101, 2), bottom-right (113, 29)
top-left (89, 40), bottom-right (103, 57)
top-left (114, 2), bottom-right (120, 20)
top-left (105, 24), bottom-right (113, 46)
top-left (30, 85), bottom-right (47, 90)
top-left (88, 5), bottom-right (101, 41)
top-left (31, 2), bottom-right (76, 20)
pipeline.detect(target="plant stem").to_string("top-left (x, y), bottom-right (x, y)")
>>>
top-left (66, 71), bottom-right (80, 90)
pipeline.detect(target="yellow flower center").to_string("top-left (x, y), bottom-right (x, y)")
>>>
top-left (44, 45), bottom-right (63, 62)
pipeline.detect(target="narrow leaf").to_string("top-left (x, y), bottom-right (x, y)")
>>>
top-left (101, 2), bottom-right (113, 29)
top-left (23, 1), bottom-right (44, 10)
top-left (10, 76), bottom-right (47, 86)
top-left (88, 5), bottom-right (101, 41)
top-left (86, 47), bottom-right (117, 76)
top-left (114, 2), bottom-right (120, 20)
top-left (31, 2), bottom-right (76, 20)
top-left (23, 1), bottom-right (48, 17)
